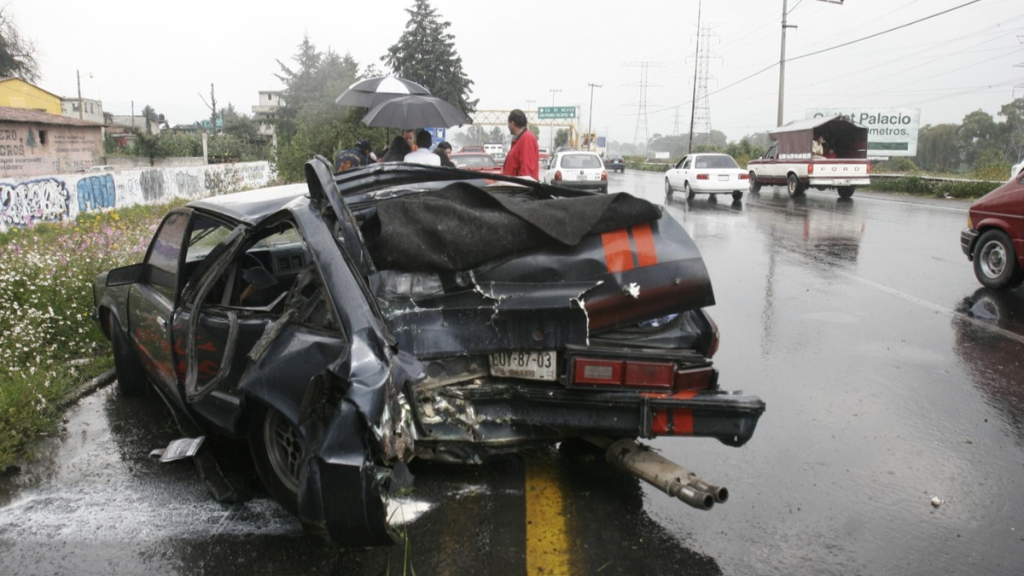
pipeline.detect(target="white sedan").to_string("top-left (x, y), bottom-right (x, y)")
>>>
top-left (665, 153), bottom-right (749, 201)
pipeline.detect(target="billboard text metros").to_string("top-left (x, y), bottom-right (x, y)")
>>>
top-left (806, 108), bottom-right (920, 157)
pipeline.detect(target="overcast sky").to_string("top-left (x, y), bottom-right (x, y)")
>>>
top-left (12, 0), bottom-right (1023, 144)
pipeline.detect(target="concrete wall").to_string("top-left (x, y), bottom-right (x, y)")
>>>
top-left (0, 161), bottom-right (276, 232)
top-left (101, 156), bottom-right (207, 170)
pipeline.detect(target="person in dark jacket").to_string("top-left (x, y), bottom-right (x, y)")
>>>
top-left (334, 139), bottom-right (374, 173)
top-left (380, 135), bottom-right (413, 163)
top-left (433, 141), bottom-right (455, 167)
top-left (502, 109), bottom-right (539, 179)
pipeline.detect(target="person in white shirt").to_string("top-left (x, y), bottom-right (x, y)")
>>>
top-left (404, 130), bottom-right (441, 165)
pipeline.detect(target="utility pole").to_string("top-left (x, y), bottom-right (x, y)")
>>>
top-left (76, 70), bottom-right (92, 120)
top-left (779, 0), bottom-right (843, 127)
top-left (548, 88), bottom-right (561, 150)
top-left (777, 0), bottom-right (797, 127)
top-left (587, 83), bottom-right (602, 151)
top-left (688, 0), bottom-right (702, 152)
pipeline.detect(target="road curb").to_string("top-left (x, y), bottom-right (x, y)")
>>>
top-left (56, 368), bottom-right (116, 411)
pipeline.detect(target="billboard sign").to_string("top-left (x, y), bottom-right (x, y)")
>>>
top-left (806, 108), bottom-right (920, 157)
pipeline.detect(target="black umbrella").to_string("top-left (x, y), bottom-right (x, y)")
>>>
top-left (335, 75), bottom-right (431, 108)
top-left (361, 95), bottom-right (472, 129)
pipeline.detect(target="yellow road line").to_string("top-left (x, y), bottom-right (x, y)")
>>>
top-left (525, 454), bottom-right (572, 575)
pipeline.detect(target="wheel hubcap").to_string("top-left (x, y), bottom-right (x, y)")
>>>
top-left (264, 410), bottom-right (302, 493)
top-left (981, 241), bottom-right (1007, 278)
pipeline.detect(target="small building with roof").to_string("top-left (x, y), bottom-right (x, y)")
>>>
top-left (0, 77), bottom-right (62, 115)
top-left (0, 107), bottom-right (104, 178)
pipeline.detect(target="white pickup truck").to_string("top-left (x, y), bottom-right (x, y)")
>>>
top-left (747, 116), bottom-right (871, 199)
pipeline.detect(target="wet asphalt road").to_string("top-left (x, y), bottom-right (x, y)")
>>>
top-left (2, 171), bottom-right (1024, 575)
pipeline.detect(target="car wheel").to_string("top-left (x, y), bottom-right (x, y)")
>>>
top-left (665, 179), bottom-right (673, 198)
top-left (249, 402), bottom-right (303, 515)
top-left (685, 182), bottom-right (696, 201)
top-left (787, 173), bottom-right (804, 197)
top-left (600, 183), bottom-right (609, 194)
top-left (748, 173), bottom-right (761, 194)
top-left (973, 230), bottom-right (1024, 290)
top-left (732, 191), bottom-right (744, 201)
top-left (111, 316), bottom-right (149, 397)
top-left (837, 186), bottom-right (855, 199)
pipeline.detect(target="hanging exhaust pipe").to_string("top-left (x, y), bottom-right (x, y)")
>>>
top-left (588, 437), bottom-right (728, 510)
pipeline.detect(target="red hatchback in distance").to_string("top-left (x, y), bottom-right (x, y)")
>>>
top-left (961, 166), bottom-right (1024, 289)
top-left (451, 152), bottom-right (502, 175)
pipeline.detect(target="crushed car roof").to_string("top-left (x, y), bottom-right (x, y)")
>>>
top-left (187, 183), bottom-right (309, 225)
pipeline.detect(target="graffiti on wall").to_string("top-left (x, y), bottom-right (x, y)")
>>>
top-left (77, 175), bottom-right (116, 212)
top-left (0, 177), bottom-right (71, 227)
top-left (0, 161), bottom-right (274, 230)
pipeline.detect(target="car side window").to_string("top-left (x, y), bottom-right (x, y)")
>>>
top-left (682, 158), bottom-right (692, 170)
top-left (145, 211), bottom-right (190, 302)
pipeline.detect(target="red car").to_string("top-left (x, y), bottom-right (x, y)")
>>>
top-left (961, 167), bottom-right (1024, 289)
top-left (451, 152), bottom-right (502, 174)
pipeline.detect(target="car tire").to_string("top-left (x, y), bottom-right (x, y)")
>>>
top-left (685, 182), bottom-right (696, 201)
top-left (665, 179), bottom-right (673, 198)
top-left (249, 402), bottom-right (303, 515)
top-left (973, 229), bottom-right (1024, 290)
top-left (111, 316), bottom-right (149, 397)
top-left (748, 173), bottom-right (761, 194)
top-left (837, 186), bottom-right (855, 199)
top-left (732, 191), bottom-right (744, 201)
top-left (787, 173), bottom-right (805, 197)
top-left (600, 183), bottom-right (609, 194)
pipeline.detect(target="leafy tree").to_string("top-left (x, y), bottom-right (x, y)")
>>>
top-left (999, 98), bottom-right (1024, 163)
top-left (274, 38), bottom-right (374, 181)
top-left (956, 109), bottom-right (1002, 170)
top-left (383, 0), bottom-right (478, 116)
top-left (554, 129), bottom-right (569, 149)
top-left (916, 124), bottom-right (960, 172)
top-left (0, 7), bottom-right (37, 82)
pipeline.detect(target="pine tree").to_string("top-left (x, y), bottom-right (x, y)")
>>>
top-left (383, 0), bottom-right (477, 115)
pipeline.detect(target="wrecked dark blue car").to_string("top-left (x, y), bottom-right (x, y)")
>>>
top-left (92, 157), bottom-right (764, 546)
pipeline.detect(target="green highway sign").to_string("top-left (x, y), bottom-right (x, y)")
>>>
top-left (537, 106), bottom-right (576, 119)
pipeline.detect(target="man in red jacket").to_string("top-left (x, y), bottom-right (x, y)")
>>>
top-left (502, 109), bottom-right (539, 179)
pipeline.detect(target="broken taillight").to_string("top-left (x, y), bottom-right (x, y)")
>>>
top-left (571, 357), bottom-right (713, 392)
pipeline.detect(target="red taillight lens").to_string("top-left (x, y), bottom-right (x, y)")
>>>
top-left (572, 358), bottom-right (674, 389)
top-left (808, 163), bottom-right (814, 174)
top-left (554, 170), bottom-right (563, 181)
top-left (573, 357), bottom-right (622, 385)
top-left (867, 162), bottom-right (872, 173)
top-left (696, 173), bottom-right (709, 180)
top-left (624, 362), bottom-right (674, 389)
top-left (601, 170), bottom-right (608, 181)
top-left (673, 366), bottom-right (715, 392)
top-left (739, 173), bottom-right (750, 180)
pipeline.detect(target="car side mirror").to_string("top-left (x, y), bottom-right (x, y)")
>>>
top-left (106, 263), bottom-right (145, 286)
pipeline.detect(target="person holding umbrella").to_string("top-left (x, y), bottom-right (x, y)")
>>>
top-left (502, 109), bottom-right (539, 179)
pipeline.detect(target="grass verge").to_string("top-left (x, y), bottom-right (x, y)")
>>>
top-left (0, 201), bottom-right (183, 468)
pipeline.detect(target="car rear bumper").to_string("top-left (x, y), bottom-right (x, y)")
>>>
top-left (691, 180), bottom-right (748, 193)
top-left (808, 177), bottom-right (870, 187)
top-left (413, 383), bottom-right (766, 449)
top-left (552, 180), bottom-right (608, 193)
top-left (961, 228), bottom-right (979, 259)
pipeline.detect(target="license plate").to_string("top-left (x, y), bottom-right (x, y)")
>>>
top-left (718, 174), bottom-right (729, 181)
top-left (489, 351), bottom-right (557, 381)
